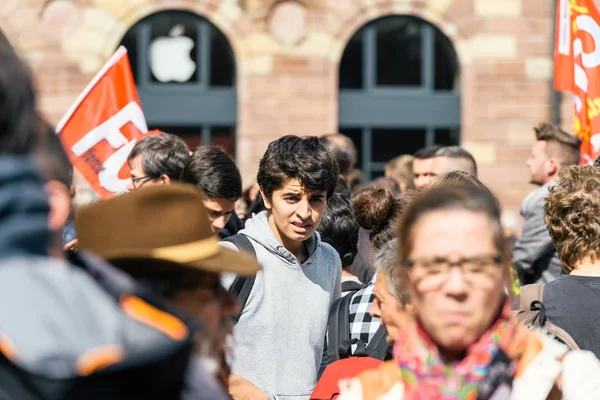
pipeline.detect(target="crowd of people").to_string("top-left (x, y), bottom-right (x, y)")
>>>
top-left (3, 23), bottom-right (600, 400)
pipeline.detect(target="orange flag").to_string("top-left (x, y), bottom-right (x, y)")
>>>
top-left (56, 46), bottom-right (149, 198)
top-left (554, 0), bottom-right (600, 164)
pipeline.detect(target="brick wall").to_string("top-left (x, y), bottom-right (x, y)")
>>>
top-left (1, 0), bottom-right (560, 222)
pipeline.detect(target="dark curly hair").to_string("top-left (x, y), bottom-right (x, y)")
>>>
top-left (257, 135), bottom-right (338, 200)
top-left (544, 166), bottom-right (600, 272)
top-left (317, 192), bottom-right (359, 267)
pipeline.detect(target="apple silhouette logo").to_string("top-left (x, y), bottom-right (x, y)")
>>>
top-left (149, 24), bottom-right (197, 83)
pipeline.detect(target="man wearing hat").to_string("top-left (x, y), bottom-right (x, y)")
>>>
top-left (76, 183), bottom-right (261, 393)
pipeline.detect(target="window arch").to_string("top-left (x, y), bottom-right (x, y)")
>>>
top-left (119, 10), bottom-right (236, 154)
top-left (338, 15), bottom-right (460, 180)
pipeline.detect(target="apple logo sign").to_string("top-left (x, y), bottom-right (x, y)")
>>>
top-left (149, 24), bottom-right (197, 83)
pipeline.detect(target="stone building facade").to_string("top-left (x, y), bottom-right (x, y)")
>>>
top-left (0, 0), bottom-right (574, 220)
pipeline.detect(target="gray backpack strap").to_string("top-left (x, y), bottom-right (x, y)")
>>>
top-left (520, 284), bottom-right (544, 311)
top-left (514, 284), bottom-right (579, 350)
top-left (512, 284), bottom-right (544, 323)
top-left (544, 321), bottom-right (580, 350)
top-left (222, 235), bottom-right (257, 322)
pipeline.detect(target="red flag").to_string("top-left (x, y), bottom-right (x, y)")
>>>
top-left (56, 46), bottom-right (149, 198)
top-left (554, 0), bottom-right (600, 164)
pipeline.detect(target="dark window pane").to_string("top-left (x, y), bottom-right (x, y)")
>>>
top-left (435, 128), bottom-right (459, 146)
top-left (120, 28), bottom-right (139, 84)
top-left (370, 170), bottom-right (385, 180)
top-left (339, 32), bottom-right (363, 89)
top-left (211, 126), bottom-right (235, 155)
top-left (434, 30), bottom-right (458, 91)
top-left (210, 26), bottom-right (235, 87)
top-left (148, 12), bottom-right (199, 84)
top-left (372, 128), bottom-right (426, 162)
top-left (376, 17), bottom-right (422, 86)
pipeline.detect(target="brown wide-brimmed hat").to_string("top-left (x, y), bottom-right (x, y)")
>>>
top-left (76, 184), bottom-right (260, 276)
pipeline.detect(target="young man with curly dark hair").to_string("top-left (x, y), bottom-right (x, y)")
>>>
top-left (222, 135), bottom-right (342, 400)
top-left (542, 165), bottom-right (600, 358)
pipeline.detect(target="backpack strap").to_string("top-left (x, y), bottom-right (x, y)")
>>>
top-left (342, 280), bottom-right (363, 293)
top-left (512, 284), bottom-right (545, 325)
top-left (365, 326), bottom-right (392, 361)
top-left (327, 291), bottom-right (356, 364)
top-left (544, 321), bottom-right (580, 350)
top-left (519, 284), bottom-right (544, 311)
top-left (514, 284), bottom-right (580, 350)
top-left (222, 235), bottom-right (257, 323)
top-left (339, 338), bottom-right (368, 359)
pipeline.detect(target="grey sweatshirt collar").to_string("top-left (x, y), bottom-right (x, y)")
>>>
top-left (240, 211), bottom-right (322, 266)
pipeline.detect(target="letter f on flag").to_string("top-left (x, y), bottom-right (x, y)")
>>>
top-left (56, 46), bottom-right (150, 198)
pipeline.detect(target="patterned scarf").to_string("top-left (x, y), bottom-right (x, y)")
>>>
top-left (394, 300), bottom-right (531, 400)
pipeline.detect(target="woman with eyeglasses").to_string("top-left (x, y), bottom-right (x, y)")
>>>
top-left (339, 185), bottom-right (600, 399)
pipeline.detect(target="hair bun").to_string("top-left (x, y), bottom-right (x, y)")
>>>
top-left (351, 188), bottom-right (395, 233)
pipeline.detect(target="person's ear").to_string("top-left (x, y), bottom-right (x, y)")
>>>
top-left (547, 157), bottom-right (559, 177)
top-left (45, 180), bottom-right (71, 232)
top-left (259, 187), bottom-right (272, 210)
top-left (159, 174), bottom-right (171, 185)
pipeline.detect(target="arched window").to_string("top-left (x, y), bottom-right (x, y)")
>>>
top-left (339, 16), bottom-right (460, 180)
top-left (120, 10), bottom-right (236, 154)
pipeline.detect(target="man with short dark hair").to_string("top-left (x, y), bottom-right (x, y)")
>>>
top-left (181, 146), bottom-right (242, 235)
top-left (432, 145), bottom-right (478, 177)
top-left (222, 135), bottom-right (342, 400)
top-left (126, 132), bottom-right (190, 190)
top-left (514, 123), bottom-right (582, 284)
top-left (412, 145), bottom-right (443, 190)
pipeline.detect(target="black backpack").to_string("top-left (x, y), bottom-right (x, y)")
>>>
top-left (326, 286), bottom-right (391, 364)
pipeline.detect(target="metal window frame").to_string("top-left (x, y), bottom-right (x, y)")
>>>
top-left (339, 16), bottom-right (460, 180)
top-left (130, 13), bottom-right (236, 144)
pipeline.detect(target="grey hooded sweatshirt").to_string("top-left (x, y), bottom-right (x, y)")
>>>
top-left (221, 211), bottom-right (341, 399)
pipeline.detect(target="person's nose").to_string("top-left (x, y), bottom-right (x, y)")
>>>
top-left (211, 216), bottom-right (226, 232)
top-left (127, 179), bottom-right (135, 191)
top-left (444, 266), bottom-right (469, 299)
top-left (296, 199), bottom-right (311, 221)
top-left (414, 176), bottom-right (426, 190)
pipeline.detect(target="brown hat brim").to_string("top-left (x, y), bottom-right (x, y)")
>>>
top-left (100, 237), bottom-right (261, 277)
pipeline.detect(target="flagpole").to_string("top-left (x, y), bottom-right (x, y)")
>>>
top-left (550, 0), bottom-right (562, 125)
